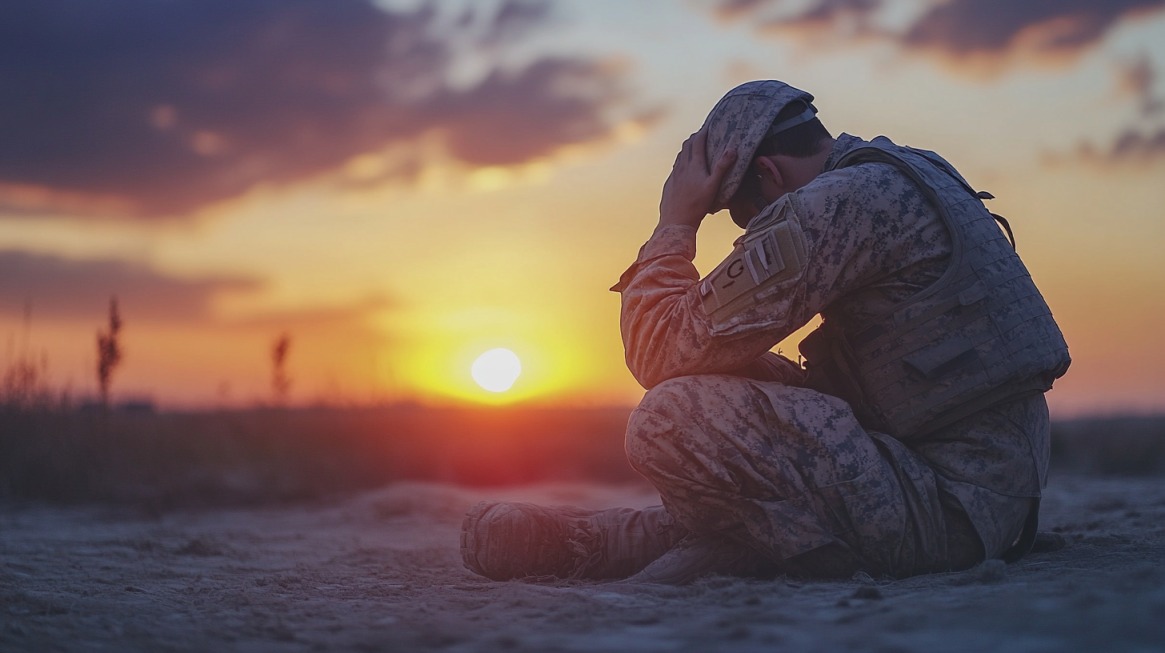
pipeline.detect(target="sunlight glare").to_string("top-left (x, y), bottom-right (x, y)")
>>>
top-left (471, 348), bottom-right (522, 393)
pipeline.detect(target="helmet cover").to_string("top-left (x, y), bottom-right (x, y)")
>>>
top-left (700, 80), bottom-right (816, 208)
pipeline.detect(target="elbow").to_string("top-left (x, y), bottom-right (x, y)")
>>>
top-left (624, 348), bottom-right (674, 390)
top-left (632, 370), bottom-right (664, 391)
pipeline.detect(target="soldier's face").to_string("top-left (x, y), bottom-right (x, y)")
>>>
top-left (727, 176), bottom-right (767, 228)
top-left (728, 196), bottom-right (758, 229)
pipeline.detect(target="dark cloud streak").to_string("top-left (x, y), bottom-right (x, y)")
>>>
top-left (710, 0), bottom-right (1165, 70)
top-left (0, 0), bottom-right (636, 219)
top-left (1118, 54), bottom-right (1164, 116)
top-left (766, 0), bottom-right (880, 31)
top-left (1049, 127), bottom-right (1165, 167)
top-left (1108, 127), bottom-right (1165, 160)
top-left (0, 250), bottom-right (261, 322)
top-left (434, 58), bottom-right (624, 165)
top-left (902, 0), bottom-right (1165, 59)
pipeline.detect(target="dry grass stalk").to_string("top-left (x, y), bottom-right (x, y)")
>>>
top-left (272, 333), bottom-right (292, 406)
top-left (96, 297), bottom-right (123, 411)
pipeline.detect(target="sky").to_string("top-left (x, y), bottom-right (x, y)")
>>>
top-left (1, 0), bottom-right (1163, 416)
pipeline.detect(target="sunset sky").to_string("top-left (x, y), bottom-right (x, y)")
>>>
top-left (1, 0), bottom-right (1163, 416)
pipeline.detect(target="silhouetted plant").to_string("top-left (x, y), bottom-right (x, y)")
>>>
top-left (272, 332), bottom-right (292, 406)
top-left (2, 299), bottom-right (56, 412)
top-left (2, 354), bottom-right (50, 410)
top-left (96, 297), bottom-right (123, 411)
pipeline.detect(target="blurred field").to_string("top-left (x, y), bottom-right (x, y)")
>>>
top-left (1, 405), bottom-right (1162, 509)
top-left (0, 405), bottom-right (644, 508)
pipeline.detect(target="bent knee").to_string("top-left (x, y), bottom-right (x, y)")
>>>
top-left (639, 376), bottom-right (702, 417)
top-left (625, 375), bottom-right (728, 473)
top-left (626, 377), bottom-right (691, 471)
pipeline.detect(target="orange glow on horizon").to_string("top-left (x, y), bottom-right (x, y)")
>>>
top-left (399, 332), bottom-right (606, 406)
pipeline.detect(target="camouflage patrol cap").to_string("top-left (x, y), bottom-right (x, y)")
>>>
top-left (701, 80), bottom-right (816, 209)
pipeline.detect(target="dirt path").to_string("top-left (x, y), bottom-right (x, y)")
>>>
top-left (3, 475), bottom-right (1164, 652)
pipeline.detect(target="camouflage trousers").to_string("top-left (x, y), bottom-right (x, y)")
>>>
top-left (625, 375), bottom-right (1049, 578)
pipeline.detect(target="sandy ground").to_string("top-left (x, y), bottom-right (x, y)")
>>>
top-left (2, 475), bottom-right (1164, 653)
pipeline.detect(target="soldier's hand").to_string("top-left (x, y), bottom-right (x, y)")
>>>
top-left (658, 127), bottom-right (736, 230)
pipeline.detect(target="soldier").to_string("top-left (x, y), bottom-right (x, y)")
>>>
top-left (461, 80), bottom-right (1070, 583)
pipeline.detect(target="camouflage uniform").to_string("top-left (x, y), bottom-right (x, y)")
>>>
top-left (612, 134), bottom-right (1051, 577)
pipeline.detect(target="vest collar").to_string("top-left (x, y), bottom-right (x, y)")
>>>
top-left (822, 133), bottom-right (868, 173)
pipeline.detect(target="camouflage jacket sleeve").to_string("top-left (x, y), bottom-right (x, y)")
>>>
top-left (613, 154), bottom-right (951, 390)
top-left (612, 224), bottom-right (800, 388)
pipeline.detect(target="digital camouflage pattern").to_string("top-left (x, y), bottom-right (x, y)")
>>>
top-left (614, 133), bottom-right (1051, 573)
top-left (699, 80), bottom-right (815, 209)
top-left (820, 139), bottom-right (1070, 438)
top-left (625, 374), bottom-right (1046, 576)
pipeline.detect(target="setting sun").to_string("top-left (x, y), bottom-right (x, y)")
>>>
top-left (471, 348), bottom-right (522, 393)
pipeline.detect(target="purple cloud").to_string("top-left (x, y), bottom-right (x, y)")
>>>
top-left (765, 0), bottom-right (881, 31)
top-left (0, 0), bottom-right (640, 219)
top-left (1117, 54), bottom-right (1164, 117)
top-left (1108, 126), bottom-right (1165, 159)
top-left (0, 250), bottom-right (260, 322)
top-left (710, 0), bottom-right (1165, 70)
top-left (903, 0), bottom-right (1165, 58)
top-left (1049, 126), bottom-right (1165, 166)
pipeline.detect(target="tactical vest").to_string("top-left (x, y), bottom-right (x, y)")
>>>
top-left (799, 137), bottom-right (1071, 440)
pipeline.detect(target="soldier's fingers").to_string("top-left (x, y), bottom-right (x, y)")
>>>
top-left (691, 128), bottom-right (708, 155)
top-left (679, 134), bottom-right (694, 162)
top-left (710, 147), bottom-right (737, 182)
top-left (686, 129), bottom-right (710, 170)
top-left (673, 136), bottom-right (692, 166)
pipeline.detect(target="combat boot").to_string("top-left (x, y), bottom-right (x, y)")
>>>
top-left (621, 533), bottom-right (777, 585)
top-left (461, 502), bottom-right (686, 581)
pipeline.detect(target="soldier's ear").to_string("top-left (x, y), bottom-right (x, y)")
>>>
top-left (755, 157), bottom-right (784, 196)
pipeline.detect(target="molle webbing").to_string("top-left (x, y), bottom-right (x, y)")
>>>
top-left (818, 139), bottom-right (1070, 439)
